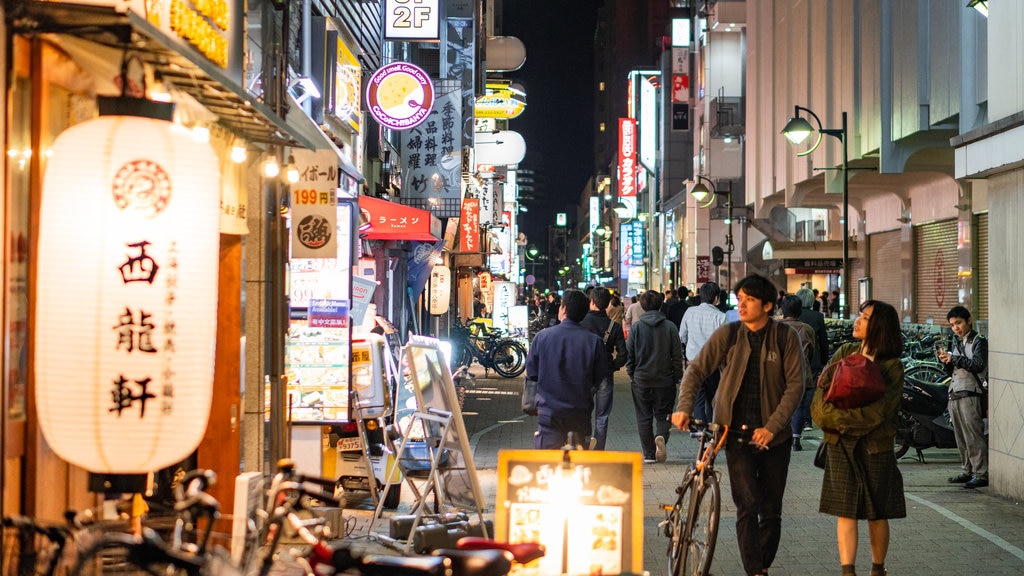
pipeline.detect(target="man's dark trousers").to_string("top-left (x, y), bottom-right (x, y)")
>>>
top-left (593, 375), bottom-right (614, 450)
top-left (630, 384), bottom-right (676, 459)
top-left (534, 413), bottom-right (592, 449)
top-left (725, 437), bottom-right (793, 576)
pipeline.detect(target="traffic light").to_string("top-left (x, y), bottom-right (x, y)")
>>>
top-left (711, 246), bottom-right (725, 266)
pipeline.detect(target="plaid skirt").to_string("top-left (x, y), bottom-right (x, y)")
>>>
top-left (818, 436), bottom-right (907, 520)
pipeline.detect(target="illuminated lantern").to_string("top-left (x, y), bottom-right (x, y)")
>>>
top-left (35, 110), bottom-right (220, 474)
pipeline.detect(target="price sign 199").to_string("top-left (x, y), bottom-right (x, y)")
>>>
top-left (293, 189), bottom-right (332, 206)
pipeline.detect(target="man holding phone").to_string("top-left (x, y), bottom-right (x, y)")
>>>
top-left (937, 305), bottom-right (989, 489)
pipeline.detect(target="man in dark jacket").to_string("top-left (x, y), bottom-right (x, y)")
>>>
top-left (796, 288), bottom-right (829, 377)
top-left (526, 289), bottom-right (609, 449)
top-left (626, 290), bottom-right (684, 463)
top-left (580, 287), bottom-right (627, 450)
top-left (660, 288), bottom-right (689, 329)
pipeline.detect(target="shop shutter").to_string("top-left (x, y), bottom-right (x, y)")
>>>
top-left (914, 220), bottom-right (959, 324)
top-left (868, 230), bottom-right (902, 308)
top-left (975, 213), bottom-right (989, 322)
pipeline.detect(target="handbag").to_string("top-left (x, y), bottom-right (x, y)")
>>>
top-left (814, 442), bottom-right (827, 469)
top-left (823, 352), bottom-right (887, 409)
top-left (522, 377), bottom-right (538, 415)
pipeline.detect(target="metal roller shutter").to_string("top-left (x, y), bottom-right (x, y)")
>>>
top-left (976, 213), bottom-right (988, 322)
top-left (914, 220), bottom-right (959, 324)
top-left (868, 230), bottom-right (902, 307)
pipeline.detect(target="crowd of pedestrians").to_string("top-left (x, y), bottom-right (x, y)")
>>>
top-left (522, 275), bottom-right (987, 576)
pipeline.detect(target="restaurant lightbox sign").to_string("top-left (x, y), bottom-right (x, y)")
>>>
top-left (366, 62), bottom-right (435, 130)
top-left (384, 0), bottom-right (440, 41)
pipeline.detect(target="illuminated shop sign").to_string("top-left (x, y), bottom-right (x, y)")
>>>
top-left (384, 0), bottom-right (440, 41)
top-left (617, 118), bottom-right (637, 198)
top-left (366, 62), bottom-right (435, 130)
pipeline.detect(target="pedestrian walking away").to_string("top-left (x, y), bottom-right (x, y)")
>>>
top-left (811, 300), bottom-right (906, 576)
top-left (672, 274), bottom-right (805, 576)
top-left (778, 294), bottom-right (818, 451)
top-left (580, 286), bottom-right (627, 450)
top-left (525, 289), bottom-right (609, 449)
top-left (938, 305), bottom-right (989, 489)
top-left (678, 281), bottom-right (726, 423)
top-left (626, 290), bottom-right (683, 463)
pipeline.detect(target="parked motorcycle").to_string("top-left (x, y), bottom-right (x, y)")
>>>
top-left (894, 371), bottom-right (958, 459)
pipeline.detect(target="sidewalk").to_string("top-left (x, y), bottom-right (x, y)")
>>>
top-left (342, 368), bottom-right (1024, 575)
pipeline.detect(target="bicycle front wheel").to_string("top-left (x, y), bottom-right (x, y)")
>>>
top-left (682, 476), bottom-right (721, 576)
top-left (666, 477), bottom-right (693, 576)
top-left (490, 341), bottom-right (526, 378)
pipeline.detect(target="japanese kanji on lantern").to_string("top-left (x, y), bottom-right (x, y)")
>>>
top-left (35, 108), bottom-right (220, 474)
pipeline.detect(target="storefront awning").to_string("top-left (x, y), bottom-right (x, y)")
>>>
top-left (12, 2), bottom-right (361, 180)
top-left (359, 196), bottom-right (442, 242)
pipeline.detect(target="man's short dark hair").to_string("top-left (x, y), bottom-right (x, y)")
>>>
top-left (947, 305), bottom-right (971, 322)
top-left (698, 282), bottom-right (720, 304)
top-left (733, 274), bottom-right (778, 311)
top-left (639, 290), bottom-right (665, 311)
top-left (561, 289), bottom-right (590, 322)
top-left (590, 286), bottom-right (612, 310)
top-left (780, 295), bottom-right (803, 318)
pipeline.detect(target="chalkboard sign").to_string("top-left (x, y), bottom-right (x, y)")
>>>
top-left (495, 450), bottom-right (643, 575)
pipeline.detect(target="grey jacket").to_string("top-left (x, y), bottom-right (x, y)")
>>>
top-left (944, 330), bottom-right (988, 395)
top-left (625, 310), bottom-right (684, 388)
top-left (676, 319), bottom-right (805, 445)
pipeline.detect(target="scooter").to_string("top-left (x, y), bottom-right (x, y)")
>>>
top-left (894, 371), bottom-right (958, 460)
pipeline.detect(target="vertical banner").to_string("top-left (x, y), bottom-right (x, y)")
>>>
top-left (491, 281), bottom-right (517, 332)
top-left (291, 149), bottom-right (339, 259)
top-left (617, 118), bottom-right (637, 198)
top-left (401, 89), bottom-right (463, 203)
top-left (460, 198), bottom-right (480, 252)
top-left (408, 240), bottom-right (445, 302)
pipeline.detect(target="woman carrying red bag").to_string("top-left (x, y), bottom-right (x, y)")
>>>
top-left (811, 300), bottom-right (906, 576)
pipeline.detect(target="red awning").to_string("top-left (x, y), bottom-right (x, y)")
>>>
top-left (358, 196), bottom-right (442, 242)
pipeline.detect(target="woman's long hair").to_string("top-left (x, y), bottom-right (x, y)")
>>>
top-left (860, 300), bottom-right (903, 360)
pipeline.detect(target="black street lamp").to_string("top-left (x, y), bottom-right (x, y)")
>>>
top-left (781, 105), bottom-right (850, 319)
top-left (690, 175), bottom-right (734, 287)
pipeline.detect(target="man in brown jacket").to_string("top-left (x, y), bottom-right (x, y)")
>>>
top-left (671, 274), bottom-right (805, 576)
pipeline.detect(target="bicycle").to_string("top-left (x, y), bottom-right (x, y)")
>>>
top-left (448, 319), bottom-right (527, 378)
top-left (660, 421), bottom-right (731, 576)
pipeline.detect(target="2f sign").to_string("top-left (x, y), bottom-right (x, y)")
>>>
top-left (384, 0), bottom-right (440, 41)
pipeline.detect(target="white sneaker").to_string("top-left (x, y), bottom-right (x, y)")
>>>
top-left (655, 436), bottom-right (667, 462)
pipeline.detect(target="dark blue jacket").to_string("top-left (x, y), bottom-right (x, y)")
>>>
top-left (525, 319), bottom-right (608, 419)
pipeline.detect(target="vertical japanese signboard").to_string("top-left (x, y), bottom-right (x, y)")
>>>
top-left (401, 90), bottom-right (463, 203)
top-left (617, 118), bottom-right (637, 199)
top-left (460, 198), bottom-right (480, 252)
top-left (291, 150), bottom-right (339, 259)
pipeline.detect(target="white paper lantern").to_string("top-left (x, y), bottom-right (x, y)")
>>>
top-left (35, 114), bottom-right (220, 474)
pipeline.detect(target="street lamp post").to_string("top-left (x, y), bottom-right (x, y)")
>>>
top-left (781, 105), bottom-right (849, 319)
top-left (690, 175), bottom-right (734, 287)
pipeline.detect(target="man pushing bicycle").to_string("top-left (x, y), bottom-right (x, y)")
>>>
top-left (671, 274), bottom-right (805, 576)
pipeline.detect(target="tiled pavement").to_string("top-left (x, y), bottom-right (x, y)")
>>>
top-left (339, 368), bottom-right (1024, 576)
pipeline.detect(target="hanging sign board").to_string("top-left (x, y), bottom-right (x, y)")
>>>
top-left (291, 149), bottom-right (339, 259)
top-left (383, 0), bottom-right (440, 41)
top-left (428, 265), bottom-right (451, 315)
top-left (366, 62), bottom-right (435, 130)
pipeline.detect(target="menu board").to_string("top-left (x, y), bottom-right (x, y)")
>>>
top-left (495, 450), bottom-right (643, 575)
top-left (283, 323), bottom-right (349, 422)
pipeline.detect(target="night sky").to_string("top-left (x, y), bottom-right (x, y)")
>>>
top-left (501, 1), bottom-right (599, 246)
